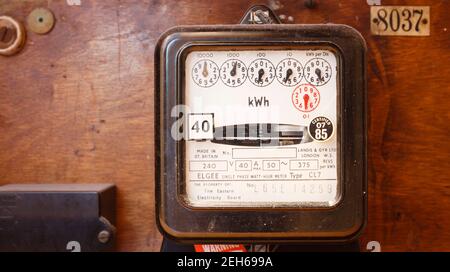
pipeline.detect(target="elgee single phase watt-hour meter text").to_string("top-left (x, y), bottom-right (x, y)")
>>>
top-left (155, 5), bottom-right (367, 243)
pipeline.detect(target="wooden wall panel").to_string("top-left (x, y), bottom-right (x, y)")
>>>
top-left (0, 0), bottom-right (448, 251)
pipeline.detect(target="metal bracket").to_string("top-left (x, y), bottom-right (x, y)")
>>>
top-left (239, 5), bottom-right (282, 25)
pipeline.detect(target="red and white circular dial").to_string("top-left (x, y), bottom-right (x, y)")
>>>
top-left (291, 84), bottom-right (320, 112)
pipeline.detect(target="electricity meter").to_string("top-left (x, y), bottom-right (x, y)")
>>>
top-left (155, 6), bottom-right (367, 243)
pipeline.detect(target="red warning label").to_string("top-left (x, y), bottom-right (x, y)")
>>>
top-left (194, 244), bottom-right (247, 252)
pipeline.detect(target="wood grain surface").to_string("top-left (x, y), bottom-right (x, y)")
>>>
top-left (0, 0), bottom-right (449, 251)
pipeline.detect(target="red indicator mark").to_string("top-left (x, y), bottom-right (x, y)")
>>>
top-left (303, 94), bottom-right (310, 111)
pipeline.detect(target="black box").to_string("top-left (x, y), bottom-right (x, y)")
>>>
top-left (0, 184), bottom-right (116, 252)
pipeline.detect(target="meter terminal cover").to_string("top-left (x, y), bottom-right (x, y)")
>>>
top-left (155, 24), bottom-right (367, 244)
top-left (0, 184), bottom-right (116, 252)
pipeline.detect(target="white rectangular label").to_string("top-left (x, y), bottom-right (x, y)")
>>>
top-left (184, 49), bottom-right (339, 207)
top-left (235, 160), bottom-right (252, 171)
top-left (189, 161), bottom-right (228, 172)
top-left (289, 160), bottom-right (319, 171)
top-left (232, 148), bottom-right (297, 159)
top-left (188, 113), bottom-right (214, 140)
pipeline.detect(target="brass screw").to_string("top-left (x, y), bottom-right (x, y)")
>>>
top-left (27, 8), bottom-right (55, 34)
top-left (97, 230), bottom-right (111, 244)
top-left (0, 16), bottom-right (25, 56)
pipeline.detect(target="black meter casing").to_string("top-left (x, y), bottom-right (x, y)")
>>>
top-left (155, 24), bottom-right (367, 244)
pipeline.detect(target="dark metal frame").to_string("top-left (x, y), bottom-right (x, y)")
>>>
top-left (155, 24), bottom-right (367, 244)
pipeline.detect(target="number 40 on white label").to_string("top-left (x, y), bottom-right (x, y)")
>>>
top-left (188, 113), bottom-right (214, 140)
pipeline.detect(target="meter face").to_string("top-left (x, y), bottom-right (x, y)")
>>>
top-left (183, 47), bottom-right (340, 208)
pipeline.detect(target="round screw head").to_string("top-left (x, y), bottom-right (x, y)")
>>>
top-left (97, 230), bottom-right (111, 244)
top-left (27, 8), bottom-right (55, 34)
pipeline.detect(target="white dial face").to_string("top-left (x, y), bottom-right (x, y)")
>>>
top-left (191, 59), bottom-right (219, 87)
top-left (184, 49), bottom-right (339, 208)
top-left (304, 58), bottom-right (332, 86)
top-left (247, 58), bottom-right (275, 87)
top-left (276, 58), bottom-right (303, 87)
top-left (220, 59), bottom-right (247, 87)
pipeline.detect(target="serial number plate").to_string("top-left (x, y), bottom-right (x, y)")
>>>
top-left (370, 6), bottom-right (430, 36)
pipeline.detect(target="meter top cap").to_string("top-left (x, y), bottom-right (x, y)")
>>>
top-left (155, 5), bottom-right (367, 243)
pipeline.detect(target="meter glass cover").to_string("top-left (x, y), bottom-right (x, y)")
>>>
top-left (183, 47), bottom-right (340, 208)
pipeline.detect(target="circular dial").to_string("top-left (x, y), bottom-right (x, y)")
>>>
top-left (248, 58), bottom-right (275, 87)
top-left (276, 58), bottom-right (303, 87)
top-left (192, 59), bottom-right (219, 87)
top-left (304, 58), bottom-right (332, 86)
top-left (220, 59), bottom-right (247, 87)
top-left (291, 84), bottom-right (320, 112)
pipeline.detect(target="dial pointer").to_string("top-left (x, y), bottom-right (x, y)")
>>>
top-left (202, 61), bottom-right (209, 77)
top-left (257, 68), bottom-right (264, 83)
top-left (315, 68), bottom-right (324, 82)
top-left (283, 68), bottom-right (293, 83)
top-left (230, 62), bottom-right (237, 76)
